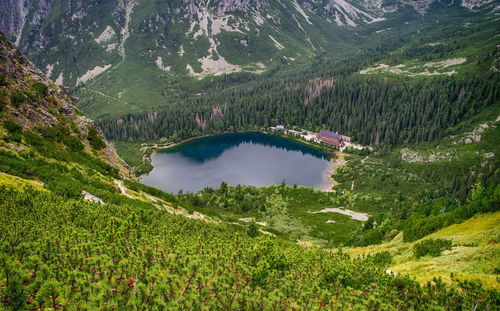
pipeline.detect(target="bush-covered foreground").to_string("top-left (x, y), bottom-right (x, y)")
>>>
top-left (413, 239), bottom-right (453, 259)
top-left (0, 189), bottom-right (498, 310)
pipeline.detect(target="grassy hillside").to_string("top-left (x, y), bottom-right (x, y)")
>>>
top-left (346, 212), bottom-right (500, 289)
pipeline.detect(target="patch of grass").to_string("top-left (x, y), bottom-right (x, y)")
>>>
top-left (114, 141), bottom-right (153, 175)
top-left (10, 92), bottom-right (24, 107)
top-left (32, 82), bottom-right (48, 97)
top-left (87, 127), bottom-right (106, 150)
top-left (0, 172), bottom-right (47, 191)
top-left (345, 212), bottom-right (500, 289)
top-left (413, 238), bottom-right (452, 258)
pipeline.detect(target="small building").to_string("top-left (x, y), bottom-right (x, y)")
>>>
top-left (286, 129), bottom-right (301, 136)
top-left (270, 125), bottom-right (285, 131)
top-left (317, 130), bottom-right (345, 147)
top-left (341, 135), bottom-right (351, 143)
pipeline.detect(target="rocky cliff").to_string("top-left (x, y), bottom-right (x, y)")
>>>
top-left (0, 31), bottom-right (130, 176)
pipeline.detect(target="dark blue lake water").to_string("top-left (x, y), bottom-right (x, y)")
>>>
top-left (141, 132), bottom-right (333, 193)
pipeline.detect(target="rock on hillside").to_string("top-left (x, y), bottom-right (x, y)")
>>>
top-left (0, 31), bottom-right (130, 176)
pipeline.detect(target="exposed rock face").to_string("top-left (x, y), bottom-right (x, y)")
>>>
top-left (0, 32), bottom-right (130, 176)
top-left (0, 0), bottom-right (32, 45)
top-left (0, 0), bottom-right (389, 85)
top-left (0, 0), bottom-right (495, 89)
top-left (0, 0), bottom-right (54, 46)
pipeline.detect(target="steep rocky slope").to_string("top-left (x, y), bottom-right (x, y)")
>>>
top-left (0, 31), bottom-right (129, 176)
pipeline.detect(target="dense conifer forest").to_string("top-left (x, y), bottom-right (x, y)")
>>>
top-left (99, 72), bottom-right (499, 145)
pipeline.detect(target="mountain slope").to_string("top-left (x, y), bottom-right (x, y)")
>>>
top-left (0, 31), bottom-right (129, 176)
top-left (0, 0), bottom-right (497, 120)
top-left (1, 31), bottom-right (498, 310)
top-left (346, 212), bottom-right (500, 288)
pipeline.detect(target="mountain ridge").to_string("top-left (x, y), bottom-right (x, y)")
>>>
top-left (1, 0), bottom-right (496, 87)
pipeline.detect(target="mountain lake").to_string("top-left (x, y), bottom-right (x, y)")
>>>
top-left (141, 132), bottom-right (335, 193)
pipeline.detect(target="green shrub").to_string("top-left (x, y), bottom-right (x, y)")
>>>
top-left (87, 127), bottom-right (106, 150)
top-left (3, 120), bottom-right (22, 134)
top-left (63, 136), bottom-right (84, 152)
top-left (23, 131), bottom-right (44, 146)
top-left (38, 125), bottom-right (69, 142)
top-left (0, 74), bottom-right (6, 86)
top-left (4, 132), bottom-right (22, 143)
top-left (413, 238), bottom-right (452, 258)
top-left (247, 223), bottom-right (259, 237)
top-left (367, 251), bottom-right (393, 267)
top-left (10, 92), bottom-right (24, 107)
top-left (32, 82), bottom-right (48, 97)
top-left (46, 178), bottom-right (82, 199)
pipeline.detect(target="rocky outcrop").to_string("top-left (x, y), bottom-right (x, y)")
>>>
top-left (0, 32), bottom-right (130, 176)
top-left (0, 0), bottom-right (53, 46)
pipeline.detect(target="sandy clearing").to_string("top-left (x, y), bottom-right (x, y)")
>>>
top-left (308, 208), bottom-right (369, 221)
top-left (239, 217), bottom-right (255, 223)
top-left (45, 64), bottom-right (54, 78)
top-left (114, 180), bottom-right (134, 199)
top-left (239, 218), bottom-right (268, 226)
top-left (254, 12), bottom-right (265, 25)
top-left (424, 58), bottom-right (466, 68)
top-left (118, 0), bottom-right (138, 57)
top-left (360, 58), bottom-right (465, 76)
top-left (293, 0), bottom-right (312, 24)
top-left (198, 55), bottom-right (242, 76)
top-left (155, 56), bottom-right (171, 71)
top-left (82, 190), bottom-right (105, 205)
top-left (55, 71), bottom-right (64, 85)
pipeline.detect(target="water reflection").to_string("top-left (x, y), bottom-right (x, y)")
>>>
top-left (141, 132), bottom-right (332, 193)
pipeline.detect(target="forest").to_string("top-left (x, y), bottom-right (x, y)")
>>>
top-left (99, 73), bottom-right (499, 146)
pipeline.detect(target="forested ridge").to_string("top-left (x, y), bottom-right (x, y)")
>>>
top-left (96, 8), bottom-right (499, 146)
top-left (99, 73), bottom-right (499, 145)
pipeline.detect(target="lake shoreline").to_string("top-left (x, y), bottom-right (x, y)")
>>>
top-left (139, 131), bottom-right (343, 192)
top-left (317, 153), bottom-right (347, 192)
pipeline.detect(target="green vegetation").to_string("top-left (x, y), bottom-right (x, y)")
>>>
top-left (327, 111), bottom-right (500, 246)
top-left (32, 82), bottom-right (48, 97)
top-left (413, 239), bottom-right (453, 258)
top-left (63, 135), bottom-right (84, 152)
top-left (177, 183), bottom-right (365, 245)
top-left (1, 188), bottom-right (498, 310)
top-left (3, 120), bottom-right (22, 142)
top-left (114, 141), bottom-right (153, 176)
top-left (346, 213), bottom-right (500, 288)
top-left (0, 4), bottom-right (498, 308)
top-left (87, 127), bottom-right (106, 150)
top-left (9, 92), bottom-right (24, 107)
top-left (3, 120), bottom-right (22, 135)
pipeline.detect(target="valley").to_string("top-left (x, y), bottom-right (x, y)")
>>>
top-left (0, 0), bottom-right (499, 309)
